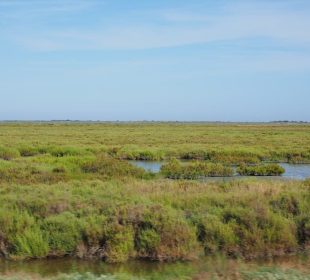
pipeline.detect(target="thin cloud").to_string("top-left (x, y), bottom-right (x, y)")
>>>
top-left (3, 1), bottom-right (310, 51)
top-left (0, 0), bottom-right (97, 19)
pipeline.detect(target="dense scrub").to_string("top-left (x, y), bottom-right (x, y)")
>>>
top-left (236, 163), bottom-right (285, 176)
top-left (0, 179), bottom-right (309, 262)
top-left (160, 159), bottom-right (233, 179)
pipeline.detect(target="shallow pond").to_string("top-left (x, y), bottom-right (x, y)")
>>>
top-left (129, 161), bottom-right (310, 180)
top-left (0, 255), bottom-right (309, 279)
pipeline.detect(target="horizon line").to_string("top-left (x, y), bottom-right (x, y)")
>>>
top-left (0, 120), bottom-right (309, 124)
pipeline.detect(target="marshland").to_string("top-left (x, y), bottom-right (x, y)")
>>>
top-left (0, 122), bottom-right (309, 279)
top-left (2, 0), bottom-right (310, 278)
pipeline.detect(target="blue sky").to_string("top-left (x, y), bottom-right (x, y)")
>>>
top-left (0, 0), bottom-right (310, 121)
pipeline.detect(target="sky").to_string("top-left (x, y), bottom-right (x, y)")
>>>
top-left (0, 0), bottom-right (310, 121)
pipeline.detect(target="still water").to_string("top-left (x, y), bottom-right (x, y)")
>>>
top-left (130, 161), bottom-right (310, 180)
top-left (0, 255), bottom-right (309, 279)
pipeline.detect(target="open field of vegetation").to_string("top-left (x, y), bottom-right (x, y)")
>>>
top-left (0, 122), bottom-right (310, 164)
top-left (0, 122), bottom-right (310, 280)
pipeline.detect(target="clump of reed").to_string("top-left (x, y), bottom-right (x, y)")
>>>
top-left (236, 163), bottom-right (285, 176)
top-left (160, 159), bottom-right (233, 179)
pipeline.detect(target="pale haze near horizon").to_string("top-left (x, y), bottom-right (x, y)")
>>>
top-left (0, 0), bottom-right (310, 122)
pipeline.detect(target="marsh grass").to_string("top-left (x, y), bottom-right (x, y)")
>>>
top-left (0, 179), bottom-right (309, 262)
top-left (0, 147), bottom-right (20, 161)
top-left (0, 123), bottom-right (309, 264)
top-left (160, 159), bottom-right (233, 179)
top-left (0, 123), bottom-right (310, 164)
top-left (237, 164), bottom-right (285, 176)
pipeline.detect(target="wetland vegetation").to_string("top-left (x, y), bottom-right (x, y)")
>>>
top-left (0, 122), bottom-right (310, 279)
top-left (0, 122), bottom-right (310, 164)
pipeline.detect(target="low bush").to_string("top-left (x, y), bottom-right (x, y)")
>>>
top-left (224, 207), bottom-right (297, 257)
top-left (0, 210), bottom-right (49, 258)
top-left (103, 223), bottom-right (135, 263)
top-left (196, 214), bottom-right (238, 255)
top-left (160, 159), bottom-right (233, 179)
top-left (42, 212), bottom-right (82, 256)
top-left (134, 206), bottom-right (199, 261)
top-left (237, 163), bottom-right (285, 176)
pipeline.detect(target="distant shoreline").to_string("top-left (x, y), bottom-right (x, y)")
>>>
top-left (0, 120), bottom-right (309, 124)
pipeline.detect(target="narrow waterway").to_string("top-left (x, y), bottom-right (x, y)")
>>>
top-left (129, 161), bottom-right (310, 180)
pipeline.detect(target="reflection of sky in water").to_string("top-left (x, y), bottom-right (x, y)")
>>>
top-left (131, 161), bottom-right (163, 173)
top-left (280, 163), bottom-right (310, 179)
top-left (130, 161), bottom-right (310, 180)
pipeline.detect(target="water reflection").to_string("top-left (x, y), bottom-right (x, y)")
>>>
top-left (129, 161), bottom-right (310, 180)
top-left (0, 255), bottom-right (309, 278)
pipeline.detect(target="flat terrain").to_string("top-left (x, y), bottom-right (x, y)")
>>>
top-left (1, 122), bottom-right (310, 163)
top-left (0, 122), bottom-right (309, 279)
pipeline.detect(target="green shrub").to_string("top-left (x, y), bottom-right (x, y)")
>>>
top-left (104, 224), bottom-right (135, 263)
top-left (135, 206), bottom-right (200, 261)
top-left (136, 228), bottom-right (160, 255)
top-left (42, 212), bottom-right (82, 255)
top-left (221, 207), bottom-right (297, 256)
top-left (237, 163), bottom-right (285, 176)
top-left (0, 210), bottom-right (48, 258)
top-left (197, 215), bottom-right (238, 255)
top-left (80, 216), bottom-right (135, 263)
top-left (13, 226), bottom-right (49, 258)
top-left (160, 159), bottom-right (233, 179)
